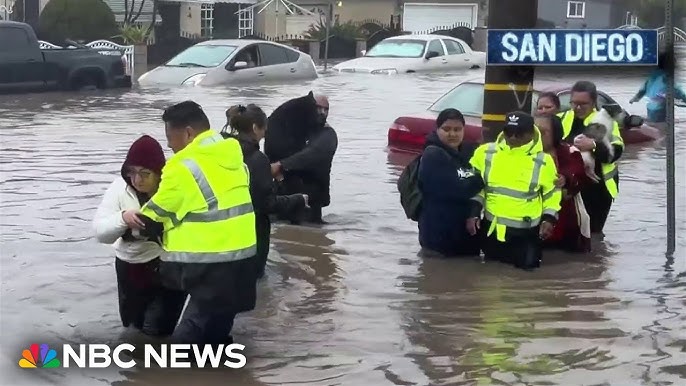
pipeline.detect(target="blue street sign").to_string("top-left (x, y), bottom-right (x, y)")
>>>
top-left (486, 29), bottom-right (659, 66)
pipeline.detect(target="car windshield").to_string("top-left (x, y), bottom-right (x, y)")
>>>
top-left (364, 39), bottom-right (426, 58)
top-left (429, 82), bottom-right (541, 116)
top-left (166, 45), bottom-right (237, 68)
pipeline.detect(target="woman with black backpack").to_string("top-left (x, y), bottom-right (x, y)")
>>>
top-left (416, 108), bottom-right (484, 257)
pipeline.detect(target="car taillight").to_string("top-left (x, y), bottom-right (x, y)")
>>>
top-left (388, 122), bottom-right (426, 149)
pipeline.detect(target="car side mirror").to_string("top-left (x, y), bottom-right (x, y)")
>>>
top-left (624, 114), bottom-right (644, 128)
top-left (227, 61), bottom-right (248, 71)
top-left (425, 51), bottom-right (440, 60)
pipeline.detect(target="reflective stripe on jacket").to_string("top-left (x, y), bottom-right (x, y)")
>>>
top-left (140, 130), bottom-right (256, 263)
top-left (558, 109), bottom-right (623, 198)
top-left (469, 127), bottom-right (561, 242)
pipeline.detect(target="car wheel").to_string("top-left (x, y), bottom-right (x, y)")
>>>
top-left (71, 71), bottom-right (104, 91)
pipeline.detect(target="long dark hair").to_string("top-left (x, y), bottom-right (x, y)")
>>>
top-left (220, 104), bottom-right (268, 139)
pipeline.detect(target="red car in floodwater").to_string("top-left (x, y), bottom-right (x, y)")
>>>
top-left (387, 79), bottom-right (662, 154)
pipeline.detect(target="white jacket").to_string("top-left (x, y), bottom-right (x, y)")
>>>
top-left (92, 177), bottom-right (164, 263)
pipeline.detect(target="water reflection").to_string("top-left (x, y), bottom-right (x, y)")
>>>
top-left (1, 66), bottom-right (685, 385)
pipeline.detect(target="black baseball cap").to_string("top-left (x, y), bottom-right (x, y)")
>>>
top-left (502, 111), bottom-right (535, 136)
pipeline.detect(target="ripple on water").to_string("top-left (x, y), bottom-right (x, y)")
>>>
top-left (1, 67), bottom-right (686, 386)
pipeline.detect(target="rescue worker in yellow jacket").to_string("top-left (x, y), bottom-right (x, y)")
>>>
top-left (557, 80), bottom-right (624, 234)
top-left (129, 101), bottom-right (257, 345)
top-left (466, 112), bottom-right (561, 270)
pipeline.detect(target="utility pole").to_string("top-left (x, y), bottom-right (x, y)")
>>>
top-left (481, 0), bottom-right (539, 142)
top-left (664, 0), bottom-right (676, 258)
top-left (323, 1), bottom-right (333, 71)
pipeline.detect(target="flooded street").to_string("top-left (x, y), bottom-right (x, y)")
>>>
top-left (1, 66), bottom-right (685, 386)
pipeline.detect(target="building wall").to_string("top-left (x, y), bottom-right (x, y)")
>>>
top-left (255, 0), bottom-right (488, 37)
top-left (179, 2), bottom-right (201, 36)
top-left (537, 0), bottom-right (615, 29)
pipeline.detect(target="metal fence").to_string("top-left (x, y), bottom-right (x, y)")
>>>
top-left (38, 40), bottom-right (135, 76)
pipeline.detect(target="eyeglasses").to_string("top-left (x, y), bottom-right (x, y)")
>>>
top-left (126, 169), bottom-right (153, 179)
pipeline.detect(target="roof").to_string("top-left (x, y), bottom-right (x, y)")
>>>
top-left (387, 34), bottom-right (460, 41)
top-left (460, 76), bottom-right (568, 93)
top-left (197, 39), bottom-right (295, 49)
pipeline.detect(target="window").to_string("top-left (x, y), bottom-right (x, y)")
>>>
top-left (0, 27), bottom-right (30, 51)
top-left (201, 4), bottom-right (214, 38)
top-left (258, 43), bottom-right (291, 66)
top-left (238, 4), bottom-right (254, 38)
top-left (567, 1), bottom-right (585, 19)
top-left (427, 39), bottom-right (445, 56)
top-left (365, 39), bottom-right (426, 58)
top-left (430, 82), bottom-right (543, 117)
top-left (166, 45), bottom-right (237, 68)
top-left (231, 46), bottom-right (259, 68)
top-left (442, 39), bottom-right (465, 55)
top-left (285, 48), bottom-right (300, 62)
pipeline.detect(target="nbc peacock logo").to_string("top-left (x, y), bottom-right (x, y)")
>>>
top-left (18, 343), bottom-right (61, 368)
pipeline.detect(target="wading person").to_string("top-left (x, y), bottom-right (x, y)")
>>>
top-left (557, 81), bottom-right (624, 234)
top-left (269, 94), bottom-right (338, 224)
top-left (536, 114), bottom-right (592, 253)
top-left (417, 108), bottom-right (483, 257)
top-left (93, 135), bottom-right (186, 337)
top-left (467, 112), bottom-right (561, 271)
top-left (222, 104), bottom-right (308, 278)
top-left (630, 51), bottom-right (686, 123)
top-left (129, 101), bottom-right (258, 345)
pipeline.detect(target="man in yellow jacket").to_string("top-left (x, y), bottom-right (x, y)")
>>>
top-left (557, 80), bottom-right (624, 234)
top-left (466, 112), bottom-right (561, 270)
top-left (130, 101), bottom-right (257, 345)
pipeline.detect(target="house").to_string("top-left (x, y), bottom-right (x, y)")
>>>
top-left (255, 0), bottom-right (488, 37)
top-left (538, 0), bottom-right (633, 29)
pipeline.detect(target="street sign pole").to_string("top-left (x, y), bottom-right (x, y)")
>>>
top-left (664, 0), bottom-right (676, 258)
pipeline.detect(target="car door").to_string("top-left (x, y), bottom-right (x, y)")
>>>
top-left (255, 43), bottom-right (295, 81)
top-left (441, 39), bottom-right (473, 69)
top-left (423, 39), bottom-right (447, 71)
top-left (0, 26), bottom-right (45, 92)
top-left (223, 44), bottom-right (264, 83)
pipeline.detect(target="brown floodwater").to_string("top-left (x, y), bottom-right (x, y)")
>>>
top-left (1, 66), bottom-right (685, 386)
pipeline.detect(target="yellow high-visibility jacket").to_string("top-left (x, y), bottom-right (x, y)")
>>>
top-left (558, 109), bottom-right (624, 198)
top-left (140, 130), bottom-right (256, 263)
top-left (469, 128), bottom-right (561, 242)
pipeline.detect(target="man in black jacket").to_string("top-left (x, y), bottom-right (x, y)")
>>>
top-left (270, 95), bottom-right (338, 224)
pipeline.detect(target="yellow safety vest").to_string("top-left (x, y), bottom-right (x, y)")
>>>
top-left (557, 109), bottom-right (624, 198)
top-left (469, 128), bottom-right (561, 242)
top-left (140, 130), bottom-right (256, 263)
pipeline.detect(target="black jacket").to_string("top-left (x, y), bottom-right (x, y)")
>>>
top-left (279, 124), bottom-right (338, 208)
top-left (417, 132), bottom-right (483, 256)
top-left (238, 136), bottom-right (306, 276)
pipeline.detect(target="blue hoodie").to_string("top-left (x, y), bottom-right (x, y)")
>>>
top-left (417, 132), bottom-right (484, 257)
top-left (634, 69), bottom-right (686, 111)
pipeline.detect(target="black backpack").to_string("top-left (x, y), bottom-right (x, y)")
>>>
top-left (397, 155), bottom-right (422, 221)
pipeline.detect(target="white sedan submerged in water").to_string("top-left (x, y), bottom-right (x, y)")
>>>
top-left (138, 39), bottom-right (318, 87)
top-left (332, 34), bottom-right (485, 75)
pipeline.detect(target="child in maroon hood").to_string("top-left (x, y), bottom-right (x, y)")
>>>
top-left (93, 135), bottom-right (186, 336)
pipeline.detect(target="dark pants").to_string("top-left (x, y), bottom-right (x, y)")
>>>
top-left (115, 257), bottom-right (186, 336)
top-left (580, 178), bottom-right (615, 234)
top-left (481, 220), bottom-right (542, 270)
top-left (171, 296), bottom-right (236, 345)
top-left (160, 258), bottom-right (258, 345)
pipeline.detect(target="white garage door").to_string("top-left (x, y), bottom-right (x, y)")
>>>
top-left (402, 3), bottom-right (477, 33)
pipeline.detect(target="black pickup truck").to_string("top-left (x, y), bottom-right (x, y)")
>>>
top-left (0, 21), bottom-right (131, 94)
